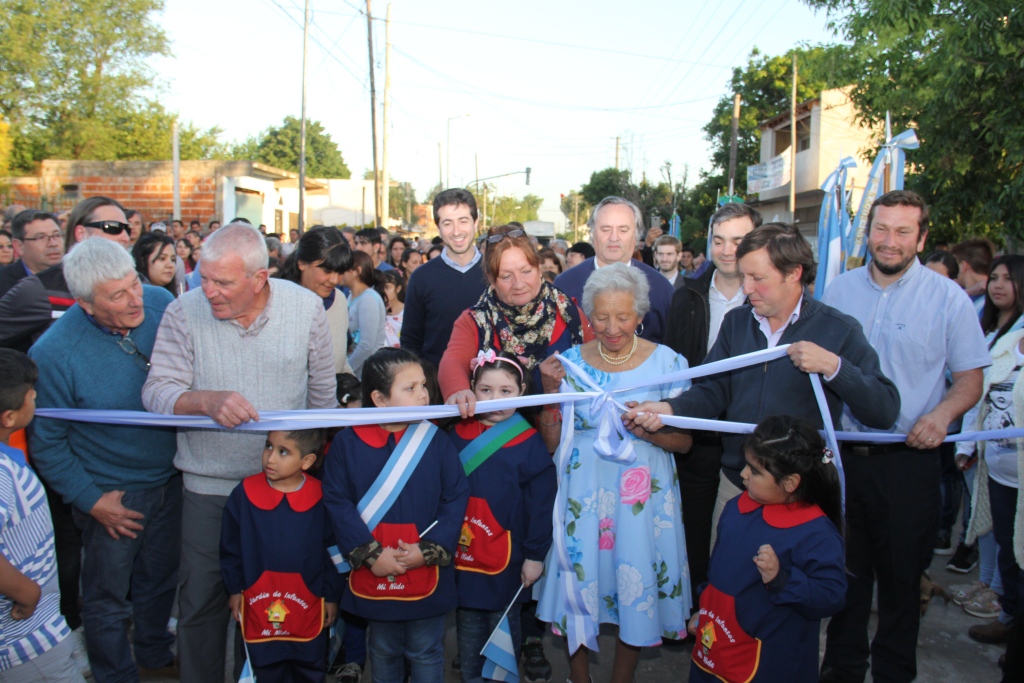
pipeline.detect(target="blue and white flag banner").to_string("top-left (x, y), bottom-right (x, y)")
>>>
top-left (848, 127), bottom-right (919, 266)
top-left (479, 583), bottom-right (526, 683)
top-left (815, 156), bottom-right (858, 300)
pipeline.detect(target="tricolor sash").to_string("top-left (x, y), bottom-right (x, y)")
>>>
top-left (459, 413), bottom-right (531, 477)
top-left (329, 421), bottom-right (438, 572)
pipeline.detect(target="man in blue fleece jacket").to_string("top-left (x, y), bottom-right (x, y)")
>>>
top-left (29, 238), bottom-right (180, 683)
top-left (625, 223), bottom-right (900, 542)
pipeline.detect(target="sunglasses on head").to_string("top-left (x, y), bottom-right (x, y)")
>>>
top-left (486, 229), bottom-right (526, 244)
top-left (82, 220), bottom-right (131, 235)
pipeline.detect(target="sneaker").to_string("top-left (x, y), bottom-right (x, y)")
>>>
top-left (522, 638), bottom-right (552, 682)
top-left (933, 530), bottom-right (954, 555)
top-left (949, 580), bottom-right (988, 606)
top-left (963, 588), bottom-right (1001, 618)
top-left (333, 661), bottom-right (362, 683)
top-left (70, 627), bottom-right (91, 678)
top-left (946, 542), bottom-right (979, 573)
top-left (968, 619), bottom-right (1011, 644)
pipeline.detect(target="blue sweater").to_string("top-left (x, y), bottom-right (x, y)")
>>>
top-left (401, 257), bottom-right (487, 366)
top-left (29, 285), bottom-right (178, 513)
top-left (553, 257), bottom-right (674, 343)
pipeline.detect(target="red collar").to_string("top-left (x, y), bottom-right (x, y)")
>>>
top-left (736, 491), bottom-right (825, 529)
top-left (243, 473), bottom-right (322, 512)
top-left (454, 417), bottom-right (535, 446)
top-left (353, 423), bottom-right (407, 448)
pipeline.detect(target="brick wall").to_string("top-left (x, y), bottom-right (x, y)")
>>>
top-left (38, 160), bottom-right (224, 226)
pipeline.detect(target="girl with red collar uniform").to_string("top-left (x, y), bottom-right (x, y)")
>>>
top-left (688, 416), bottom-right (846, 683)
top-left (449, 351), bottom-right (557, 683)
top-left (322, 348), bottom-right (469, 683)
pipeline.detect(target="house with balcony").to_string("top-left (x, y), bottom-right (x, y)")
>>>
top-left (748, 88), bottom-right (878, 238)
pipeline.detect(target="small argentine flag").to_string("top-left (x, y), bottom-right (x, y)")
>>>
top-left (239, 639), bottom-right (257, 683)
top-left (480, 584), bottom-right (525, 683)
top-left (328, 544), bottom-right (351, 573)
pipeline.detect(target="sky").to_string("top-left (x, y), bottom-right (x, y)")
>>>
top-left (155, 0), bottom-right (838, 227)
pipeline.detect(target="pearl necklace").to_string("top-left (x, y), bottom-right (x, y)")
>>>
top-left (597, 334), bottom-right (638, 365)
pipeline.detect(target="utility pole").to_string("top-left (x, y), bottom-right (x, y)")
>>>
top-left (380, 3), bottom-right (392, 232)
top-left (366, 0), bottom-right (380, 227)
top-left (573, 193), bottom-right (579, 242)
top-left (727, 93), bottom-right (741, 197)
top-left (172, 122), bottom-right (181, 220)
top-left (361, 186), bottom-right (366, 227)
top-left (482, 185), bottom-right (487, 229)
top-left (615, 136), bottom-right (621, 170)
top-left (789, 53), bottom-right (798, 218)
top-left (438, 143), bottom-right (443, 189)
top-left (298, 0), bottom-right (310, 233)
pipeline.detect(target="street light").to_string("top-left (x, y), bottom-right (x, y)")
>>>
top-left (446, 114), bottom-right (471, 189)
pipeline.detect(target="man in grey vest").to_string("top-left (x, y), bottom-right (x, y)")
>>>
top-left (142, 222), bottom-right (337, 683)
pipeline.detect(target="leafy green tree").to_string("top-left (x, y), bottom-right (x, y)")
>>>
top-left (490, 194), bottom-right (543, 225)
top-left (255, 117), bottom-right (350, 178)
top-left (803, 0), bottom-right (1024, 243)
top-left (580, 168), bottom-right (631, 207)
top-left (389, 182), bottom-right (417, 224)
top-left (560, 190), bottom-right (591, 233)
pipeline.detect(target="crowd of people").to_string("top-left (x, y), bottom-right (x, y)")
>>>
top-left (0, 186), bottom-right (1019, 683)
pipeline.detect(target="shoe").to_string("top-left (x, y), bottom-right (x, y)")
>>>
top-left (946, 542), bottom-right (979, 573)
top-left (332, 662), bottom-right (362, 683)
top-left (950, 580), bottom-right (988, 606)
top-left (138, 660), bottom-right (179, 679)
top-left (963, 588), bottom-right (1001, 618)
top-left (522, 638), bottom-right (552, 682)
top-left (819, 667), bottom-right (858, 683)
top-left (933, 530), bottom-right (954, 555)
top-left (69, 627), bottom-right (91, 678)
top-left (968, 620), bottom-right (1011, 644)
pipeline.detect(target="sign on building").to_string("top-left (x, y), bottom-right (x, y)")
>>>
top-left (747, 148), bottom-right (792, 193)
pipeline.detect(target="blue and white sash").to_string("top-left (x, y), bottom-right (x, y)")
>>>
top-left (329, 421), bottom-right (438, 572)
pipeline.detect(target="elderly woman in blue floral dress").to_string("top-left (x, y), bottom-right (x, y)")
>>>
top-left (535, 263), bottom-right (693, 683)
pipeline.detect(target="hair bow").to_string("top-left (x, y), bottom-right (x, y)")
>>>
top-left (822, 447), bottom-right (835, 464)
top-left (470, 349), bottom-right (498, 372)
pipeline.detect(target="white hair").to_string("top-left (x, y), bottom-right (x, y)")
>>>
top-left (587, 196), bottom-right (644, 243)
top-left (200, 222), bottom-right (268, 274)
top-left (63, 237), bottom-right (136, 303)
top-left (581, 262), bottom-right (651, 319)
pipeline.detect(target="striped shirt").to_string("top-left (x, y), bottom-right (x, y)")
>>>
top-left (0, 443), bottom-right (69, 670)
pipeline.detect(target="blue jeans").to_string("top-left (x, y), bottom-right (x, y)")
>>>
top-left (457, 606), bottom-right (521, 683)
top-left (368, 615), bottom-right (446, 683)
top-left (73, 477), bottom-right (182, 683)
top-left (989, 478), bottom-right (1022, 619)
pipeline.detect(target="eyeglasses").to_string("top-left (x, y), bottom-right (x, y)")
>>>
top-left (117, 334), bottom-right (151, 369)
top-left (21, 231), bottom-right (65, 244)
top-left (486, 229), bottom-right (526, 244)
top-left (82, 220), bottom-right (131, 235)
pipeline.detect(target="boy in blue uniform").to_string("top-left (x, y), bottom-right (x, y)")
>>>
top-left (220, 428), bottom-right (342, 683)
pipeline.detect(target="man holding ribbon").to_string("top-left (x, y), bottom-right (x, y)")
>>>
top-left (819, 191), bottom-right (990, 683)
top-left (142, 222), bottom-right (337, 683)
top-left (626, 223), bottom-right (900, 548)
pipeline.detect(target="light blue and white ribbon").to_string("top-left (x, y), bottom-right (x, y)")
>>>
top-left (816, 156), bottom-right (858, 299)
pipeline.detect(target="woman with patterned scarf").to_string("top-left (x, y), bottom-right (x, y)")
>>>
top-left (439, 224), bottom-right (592, 439)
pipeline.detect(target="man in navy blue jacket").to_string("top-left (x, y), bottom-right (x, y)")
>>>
top-left (626, 223), bottom-right (900, 538)
top-left (553, 196), bottom-right (674, 343)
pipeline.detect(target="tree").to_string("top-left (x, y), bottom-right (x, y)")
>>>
top-left (580, 168), bottom-right (631, 207)
top-left (559, 190), bottom-right (591, 234)
top-left (0, 117), bottom-right (11, 177)
top-left (803, 0), bottom-right (1024, 243)
top-left (702, 45), bottom-right (843, 195)
top-left (389, 182), bottom-right (417, 224)
top-left (255, 117), bottom-right (350, 178)
top-left (489, 194), bottom-right (543, 225)
top-left (1, 0), bottom-right (172, 170)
